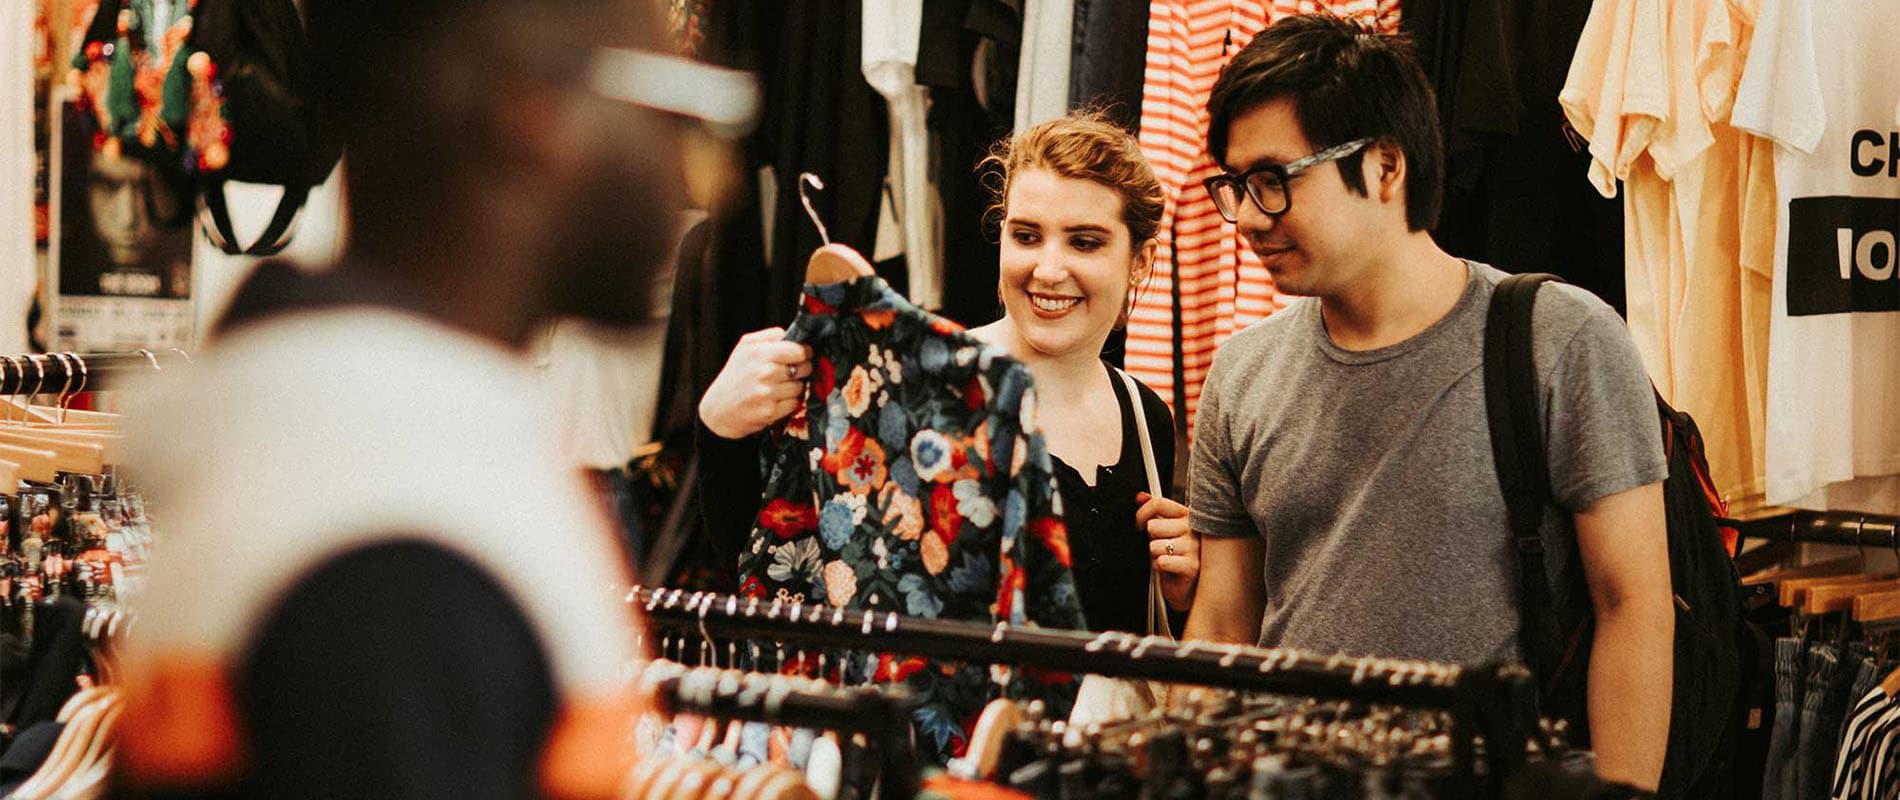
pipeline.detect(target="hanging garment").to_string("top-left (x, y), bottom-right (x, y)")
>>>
top-left (1730, 0), bottom-right (1900, 507)
top-left (1833, 684), bottom-right (1900, 800)
top-left (1067, 0), bottom-right (1150, 132)
top-left (863, 0), bottom-right (942, 310)
top-left (1, 0), bottom-right (36, 355)
top-left (1559, 0), bottom-right (1776, 510)
top-left (736, 276), bottom-right (1085, 763)
top-left (1013, 0), bottom-right (1073, 131)
top-left (1125, 0), bottom-right (1399, 433)
top-left (916, 0), bottom-right (1018, 327)
top-left (1407, 0), bottom-right (1628, 314)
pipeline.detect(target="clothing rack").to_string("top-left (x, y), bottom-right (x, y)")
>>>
top-left (632, 586), bottom-right (1539, 794)
top-left (1735, 510), bottom-right (1900, 551)
top-left (652, 671), bottom-right (918, 798)
top-left (0, 351), bottom-right (188, 396)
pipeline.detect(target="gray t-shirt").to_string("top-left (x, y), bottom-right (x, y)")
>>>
top-left (1188, 262), bottom-right (1667, 665)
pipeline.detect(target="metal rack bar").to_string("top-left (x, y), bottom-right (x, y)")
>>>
top-left (633, 587), bottom-right (1536, 793)
top-left (0, 350), bottom-right (188, 396)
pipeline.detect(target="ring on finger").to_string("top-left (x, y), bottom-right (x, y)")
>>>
top-left (785, 363), bottom-right (798, 381)
top-left (1164, 541), bottom-right (1176, 556)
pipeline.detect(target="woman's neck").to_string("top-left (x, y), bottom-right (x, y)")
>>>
top-left (969, 316), bottom-right (1107, 405)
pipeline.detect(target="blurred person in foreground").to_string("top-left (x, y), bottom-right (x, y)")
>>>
top-left (109, 0), bottom-right (732, 797)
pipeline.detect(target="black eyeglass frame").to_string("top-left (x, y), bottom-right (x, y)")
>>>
top-left (1202, 137), bottom-right (1376, 222)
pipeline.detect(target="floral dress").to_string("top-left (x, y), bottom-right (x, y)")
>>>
top-left (737, 276), bottom-right (1087, 762)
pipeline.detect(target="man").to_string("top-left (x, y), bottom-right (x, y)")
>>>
top-left (110, 1), bottom-right (734, 797)
top-left (1171, 14), bottom-right (1673, 790)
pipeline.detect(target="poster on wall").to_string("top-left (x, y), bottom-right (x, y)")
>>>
top-left (47, 89), bottom-right (196, 353)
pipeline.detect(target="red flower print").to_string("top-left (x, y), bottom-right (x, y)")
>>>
top-left (930, 317), bottom-right (966, 336)
top-left (873, 653), bottom-right (929, 682)
top-left (1020, 666), bottom-right (1075, 686)
top-left (1030, 516), bottom-right (1072, 568)
top-left (930, 483), bottom-right (963, 544)
top-left (740, 576), bottom-right (766, 598)
top-left (993, 561), bottom-right (1025, 620)
top-left (962, 376), bottom-right (986, 410)
top-left (862, 307), bottom-right (897, 330)
top-left (813, 358), bottom-right (837, 399)
top-left (802, 295), bottom-right (835, 315)
top-left (758, 498), bottom-right (818, 539)
top-left (824, 429), bottom-right (888, 494)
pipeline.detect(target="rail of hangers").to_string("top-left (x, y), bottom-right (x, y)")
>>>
top-left (630, 586), bottom-right (1538, 792)
top-left (0, 350), bottom-right (190, 397)
top-left (1731, 510), bottom-right (1900, 553)
top-left (650, 670), bottom-right (918, 798)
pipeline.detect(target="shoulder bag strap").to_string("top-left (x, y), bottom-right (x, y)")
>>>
top-left (1483, 272), bottom-right (1563, 666)
top-left (1114, 367), bottom-right (1173, 640)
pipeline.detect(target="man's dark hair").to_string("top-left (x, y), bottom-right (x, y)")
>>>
top-left (1206, 14), bottom-right (1444, 231)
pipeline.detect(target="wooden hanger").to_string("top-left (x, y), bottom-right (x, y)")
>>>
top-left (798, 172), bottom-right (874, 285)
top-left (16, 692), bottom-right (116, 799)
top-left (805, 244), bottom-right (874, 284)
top-left (0, 442), bottom-right (59, 484)
top-left (1855, 588), bottom-right (1900, 623)
top-left (1803, 577), bottom-right (1900, 615)
top-left (41, 693), bottom-right (122, 799)
top-left (960, 698), bottom-right (1022, 780)
top-left (1745, 554), bottom-right (1864, 586)
top-left (0, 429), bottom-right (106, 475)
top-left (1780, 571), bottom-right (1898, 608)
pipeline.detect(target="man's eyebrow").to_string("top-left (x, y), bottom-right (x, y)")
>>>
top-left (1230, 153), bottom-right (1296, 172)
top-left (1061, 224), bottom-right (1114, 235)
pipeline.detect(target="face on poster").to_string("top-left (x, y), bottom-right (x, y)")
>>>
top-left (48, 89), bottom-right (196, 353)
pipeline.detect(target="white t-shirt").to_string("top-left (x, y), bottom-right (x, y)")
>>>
top-left (1732, 0), bottom-right (1900, 506)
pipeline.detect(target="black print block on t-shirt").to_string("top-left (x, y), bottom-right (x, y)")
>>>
top-left (1785, 195), bottom-right (1900, 316)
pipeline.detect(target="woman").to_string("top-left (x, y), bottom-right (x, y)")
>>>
top-left (698, 112), bottom-right (1197, 634)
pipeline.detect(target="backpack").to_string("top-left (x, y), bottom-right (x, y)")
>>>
top-left (1484, 273), bottom-right (1746, 798)
top-left (181, 0), bottom-right (341, 256)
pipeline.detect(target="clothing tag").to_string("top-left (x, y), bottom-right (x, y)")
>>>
top-left (1747, 707), bottom-right (1763, 730)
top-left (1561, 117), bottom-right (1587, 153)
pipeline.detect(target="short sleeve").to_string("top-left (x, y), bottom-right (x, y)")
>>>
top-left (1731, 0), bottom-right (1823, 152)
top-left (1558, 0), bottom-right (1668, 198)
top-left (1541, 296), bottom-right (1671, 512)
top-left (1187, 354), bottom-right (1258, 539)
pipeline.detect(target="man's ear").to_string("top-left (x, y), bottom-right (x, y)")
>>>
top-left (1372, 140), bottom-right (1407, 206)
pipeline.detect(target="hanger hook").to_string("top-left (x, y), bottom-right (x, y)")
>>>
top-left (798, 173), bottom-right (832, 246)
top-left (0, 356), bottom-right (14, 420)
top-left (68, 353), bottom-right (88, 404)
top-left (167, 347), bottom-right (190, 363)
top-left (25, 355), bottom-right (45, 411)
top-left (137, 349), bottom-right (161, 372)
top-left (49, 353), bottom-right (74, 420)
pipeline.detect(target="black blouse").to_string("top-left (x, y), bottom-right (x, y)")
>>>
top-left (695, 361), bottom-right (1176, 635)
top-left (1047, 362), bottom-right (1177, 636)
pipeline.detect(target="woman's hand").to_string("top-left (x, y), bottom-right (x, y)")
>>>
top-left (698, 327), bottom-right (813, 440)
top-left (1136, 492), bottom-right (1199, 611)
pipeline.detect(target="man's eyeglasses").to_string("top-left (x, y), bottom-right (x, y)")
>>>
top-left (1202, 138), bottom-right (1374, 223)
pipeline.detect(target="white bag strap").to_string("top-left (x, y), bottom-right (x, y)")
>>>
top-left (1114, 367), bottom-right (1173, 640)
top-left (1115, 368), bottom-right (1165, 500)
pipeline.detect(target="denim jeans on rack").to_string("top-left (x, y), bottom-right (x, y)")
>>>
top-left (1794, 642), bottom-right (1857, 800)
top-left (1762, 637), bottom-right (1805, 800)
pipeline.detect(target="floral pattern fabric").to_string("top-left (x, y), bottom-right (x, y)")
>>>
top-left (737, 276), bottom-right (1086, 763)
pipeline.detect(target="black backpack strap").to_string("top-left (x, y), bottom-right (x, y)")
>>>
top-left (1484, 273), bottom-right (1564, 649)
top-left (199, 180), bottom-right (311, 256)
